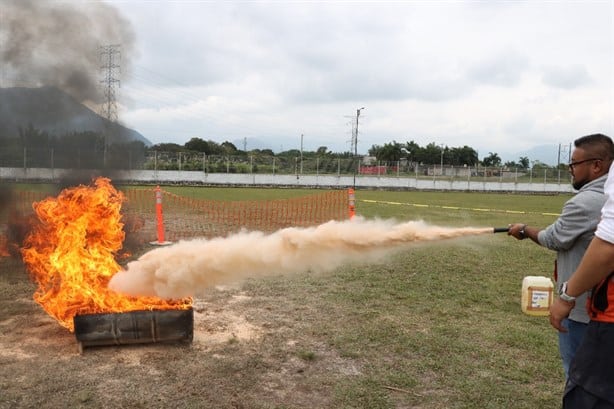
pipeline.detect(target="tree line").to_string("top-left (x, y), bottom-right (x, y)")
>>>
top-left (160, 137), bottom-right (540, 169)
top-left (1, 125), bottom-right (557, 170)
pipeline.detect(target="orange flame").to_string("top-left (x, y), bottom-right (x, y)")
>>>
top-left (21, 177), bottom-right (191, 332)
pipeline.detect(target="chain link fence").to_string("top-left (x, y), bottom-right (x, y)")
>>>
top-left (0, 148), bottom-right (571, 185)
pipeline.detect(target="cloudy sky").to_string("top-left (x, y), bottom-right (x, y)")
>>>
top-left (100, 1), bottom-right (613, 158)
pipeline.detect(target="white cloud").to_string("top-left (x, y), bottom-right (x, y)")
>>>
top-left (466, 49), bottom-right (529, 87)
top-left (105, 0), bottom-right (613, 156)
top-left (541, 65), bottom-right (592, 89)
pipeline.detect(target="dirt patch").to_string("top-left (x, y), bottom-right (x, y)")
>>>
top-left (192, 290), bottom-right (262, 347)
top-left (0, 271), bottom-right (361, 409)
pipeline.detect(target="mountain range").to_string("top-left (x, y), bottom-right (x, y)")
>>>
top-left (0, 86), bottom-right (150, 146)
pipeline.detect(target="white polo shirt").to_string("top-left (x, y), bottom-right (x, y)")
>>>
top-left (595, 162), bottom-right (614, 244)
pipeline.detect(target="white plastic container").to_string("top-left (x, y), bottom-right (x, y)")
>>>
top-left (521, 276), bottom-right (554, 316)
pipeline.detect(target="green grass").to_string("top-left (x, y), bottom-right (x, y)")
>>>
top-left (244, 189), bottom-right (567, 407)
top-left (0, 187), bottom-right (570, 408)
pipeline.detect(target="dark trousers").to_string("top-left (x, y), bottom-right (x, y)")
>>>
top-left (563, 321), bottom-right (614, 408)
top-left (564, 385), bottom-right (614, 409)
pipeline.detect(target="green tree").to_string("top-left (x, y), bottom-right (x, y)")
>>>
top-left (401, 140), bottom-right (423, 165)
top-left (369, 141), bottom-right (403, 162)
top-left (250, 148), bottom-right (275, 156)
top-left (279, 149), bottom-right (301, 157)
top-left (220, 141), bottom-right (239, 155)
top-left (421, 142), bottom-right (444, 165)
top-left (184, 138), bottom-right (227, 155)
top-left (316, 146), bottom-right (331, 156)
top-left (184, 137), bottom-right (211, 152)
top-left (482, 152), bottom-right (502, 167)
top-left (532, 160), bottom-right (549, 170)
top-left (150, 142), bottom-right (185, 152)
top-left (449, 145), bottom-right (478, 166)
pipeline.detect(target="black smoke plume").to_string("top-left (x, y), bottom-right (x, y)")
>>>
top-left (1, 0), bottom-right (136, 104)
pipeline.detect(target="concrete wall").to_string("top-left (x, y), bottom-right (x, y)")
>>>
top-left (0, 167), bottom-right (574, 194)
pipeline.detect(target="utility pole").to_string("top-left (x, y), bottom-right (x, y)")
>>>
top-left (300, 133), bottom-right (304, 175)
top-left (99, 44), bottom-right (121, 165)
top-left (353, 107), bottom-right (365, 188)
top-left (559, 142), bottom-right (574, 165)
top-left (440, 143), bottom-right (444, 174)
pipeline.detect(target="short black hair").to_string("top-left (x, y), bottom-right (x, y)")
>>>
top-left (574, 133), bottom-right (614, 161)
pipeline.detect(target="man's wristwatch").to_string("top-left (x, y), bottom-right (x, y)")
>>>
top-left (559, 281), bottom-right (576, 303)
top-left (519, 224), bottom-right (527, 239)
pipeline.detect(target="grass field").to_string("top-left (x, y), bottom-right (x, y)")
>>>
top-left (0, 186), bottom-right (571, 408)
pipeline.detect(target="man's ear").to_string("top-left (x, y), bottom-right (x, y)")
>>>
top-left (595, 160), bottom-right (608, 174)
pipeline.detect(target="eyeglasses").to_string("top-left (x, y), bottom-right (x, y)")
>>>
top-left (568, 158), bottom-right (602, 170)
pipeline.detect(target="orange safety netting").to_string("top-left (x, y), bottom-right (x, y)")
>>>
top-left (121, 188), bottom-right (350, 242)
top-left (1, 186), bottom-right (350, 254)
